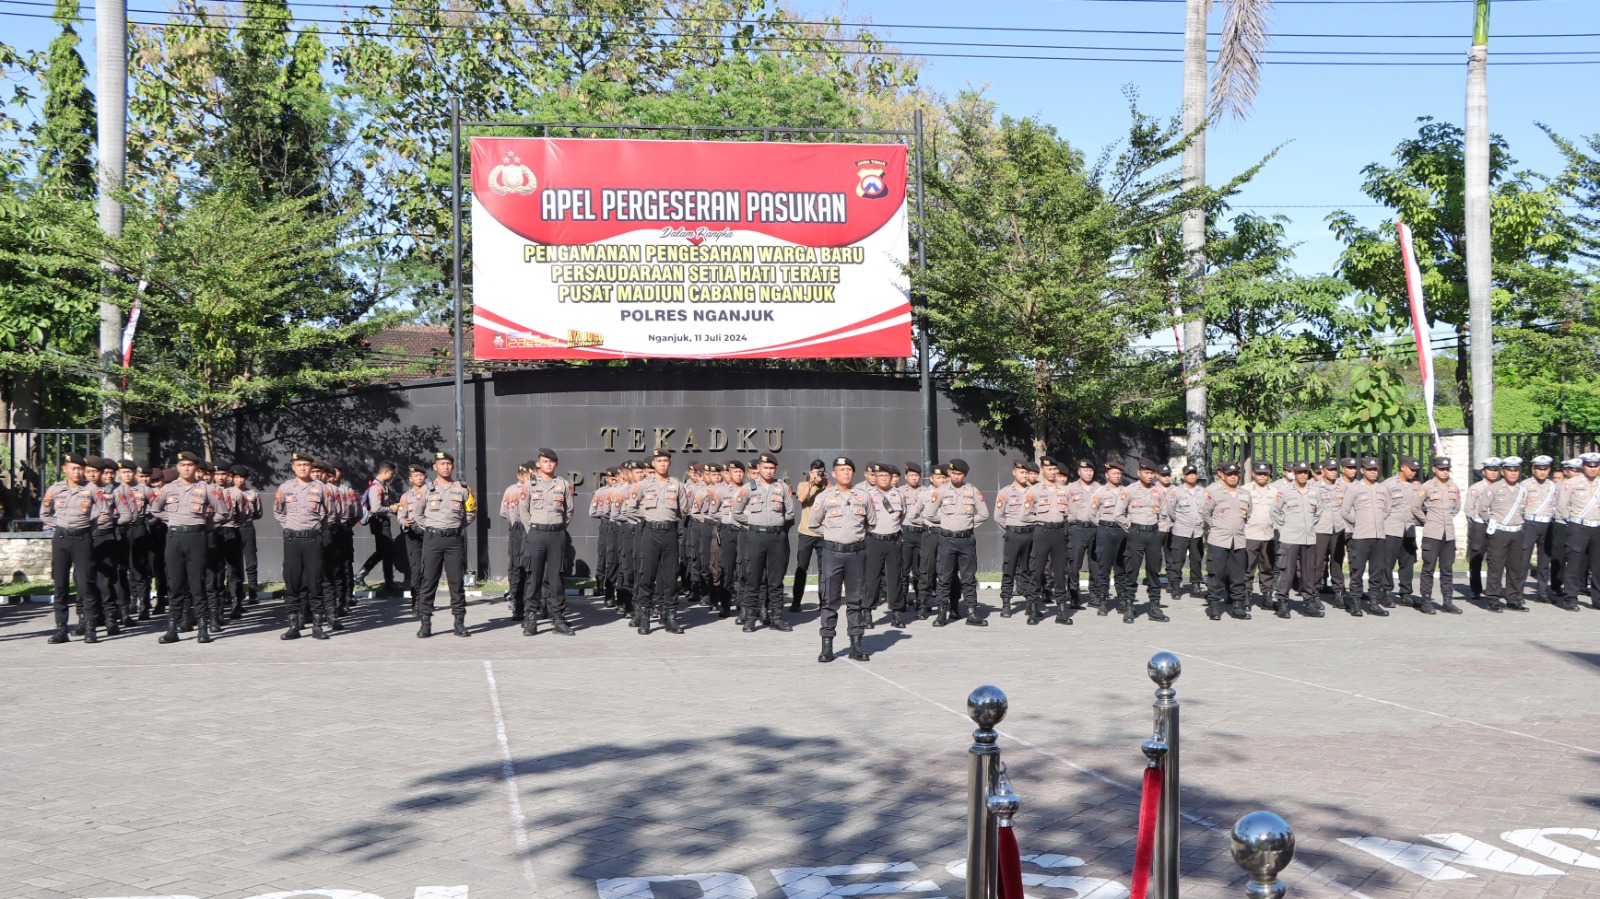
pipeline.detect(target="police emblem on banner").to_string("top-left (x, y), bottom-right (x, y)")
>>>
top-left (856, 159), bottom-right (888, 199)
top-left (488, 151), bottom-right (537, 196)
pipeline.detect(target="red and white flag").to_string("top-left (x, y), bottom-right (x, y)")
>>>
top-left (1397, 219), bottom-right (1440, 451)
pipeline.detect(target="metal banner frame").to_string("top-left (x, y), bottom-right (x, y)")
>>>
top-left (447, 104), bottom-right (935, 479)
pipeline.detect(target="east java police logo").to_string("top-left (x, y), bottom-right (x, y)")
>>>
top-left (856, 160), bottom-right (888, 199)
top-left (488, 151), bottom-right (537, 196)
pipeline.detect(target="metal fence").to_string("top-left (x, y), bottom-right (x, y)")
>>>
top-left (1207, 432), bottom-right (1438, 478)
top-left (1491, 432), bottom-right (1600, 462)
top-left (0, 429), bottom-right (102, 528)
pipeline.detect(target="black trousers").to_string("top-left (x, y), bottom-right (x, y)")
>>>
top-left (917, 529), bottom-right (941, 611)
top-left (635, 525), bottom-right (679, 617)
top-left (523, 528), bottom-right (567, 616)
top-left (1550, 521), bottom-right (1568, 595)
top-left (417, 531), bottom-right (467, 617)
top-left (1485, 528), bottom-right (1529, 602)
top-left (863, 534), bottom-right (904, 615)
top-left (506, 522), bottom-right (529, 616)
top-left (320, 529), bottom-right (343, 615)
top-left (1313, 531), bottom-right (1347, 593)
top-left (1166, 533), bottom-right (1204, 592)
top-left (1090, 525), bottom-right (1127, 605)
top-left (339, 526), bottom-right (355, 603)
top-left (899, 530), bottom-right (920, 603)
top-left (362, 518), bottom-right (395, 583)
top-left (240, 521), bottom-right (258, 590)
top-left (402, 528), bottom-right (424, 588)
top-left (1348, 537), bottom-right (1386, 601)
top-left (166, 529), bottom-right (211, 627)
top-left (1563, 524), bottom-right (1600, 605)
top-left (1121, 527), bottom-right (1164, 604)
top-left (1245, 537), bottom-right (1276, 598)
top-left (1274, 541), bottom-right (1315, 601)
top-left (121, 522), bottom-right (152, 615)
top-left (818, 545), bottom-right (866, 638)
top-left (149, 521), bottom-right (169, 604)
top-left (1064, 524), bottom-right (1095, 607)
top-left (283, 533), bottom-right (325, 621)
top-left (51, 532), bottom-right (98, 631)
top-left (1420, 536), bottom-right (1455, 603)
top-left (743, 529), bottom-right (790, 615)
top-left (1385, 527), bottom-right (1417, 598)
top-left (1467, 520), bottom-right (1488, 596)
top-left (617, 522), bottom-right (638, 596)
top-left (597, 519), bottom-right (615, 589)
top-left (691, 519), bottom-right (715, 596)
top-left (792, 532), bottom-right (822, 602)
top-left (218, 528), bottom-right (245, 606)
top-left (1523, 521), bottom-right (1556, 598)
top-left (936, 533), bottom-right (980, 617)
top-left (1000, 530), bottom-right (1035, 600)
top-left (1030, 525), bottom-right (1068, 605)
top-left (715, 525), bottom-right (744, 608)
top-left (1205, 544), bottom-right (1247, 610)
top-left (92, 528), bottom-right (123, 622)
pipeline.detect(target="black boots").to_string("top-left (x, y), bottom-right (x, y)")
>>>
top-left (417, 616), bottom-right (433, 638)
top-left (1206, 602), bottom-right (1222, 621)
top-left (1147, 602), bottom-right (1170, 623)
top-left (662, 609), bottom-right (685, 634)
top-left (282, 612), bottom-right (302, 640)
top-left (765, 605), bottom-right (793, 632)
top-left (83, 627), bottom-right (99, 644)
top-left (523, 614), bottom-right (539, 636)
top-left (312, 619), bottom-right (330, 640)
top-left (1054, 606), bottom-right (1073, 625)
top-left (932, 606), bottom-right (950, 627)
top-left (1344, 593), bottom-right (1363, 617)
top-left (1442, 598), bottom-right (1463, 614)
top-left (1365, 596), bottom-right (1390, 616)
top-left (848, 636), bottom-right (869, 661)
top-left (1305, 596), bottom-right (1326, 618)
top-left (48, 628), bottom-right (69, 644)
top-left (158, 622), bottom-right (179, 643)
top-left (550, 618), bottom-right (575, 636)
top-left (452, 615), bottom-right (471, 637)
top-left (1000, 598), bottom-right (1015, 618)
top-left (964, 613), bottom-right (988, 627)
top-left (196, 622), bottom-right (212, 644)
top-left (818, 636), bottom-right (835, 663)
top-left (634, 612), bottom-right (650, 635)
top-left (1274, 599), bottom-right (1292, 620)
top-left (1122, 601), bottom-right (1136, 624)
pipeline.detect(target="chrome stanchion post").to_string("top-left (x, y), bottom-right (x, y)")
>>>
top-left (966, 685), bottom-right (1007, 899)
top-left (987, 760), bottom-right (1020, 829)
top-left (1230, 812), bottom-right (1295, 899)
top-left (1148, 652), bottom-right (1181, 899)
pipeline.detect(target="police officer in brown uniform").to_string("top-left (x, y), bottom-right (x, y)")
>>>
top-left (1064, 459), bottom-right (1099, 610)
top-left (397, 463), bottom-right (428, 599)
top-left (500, 462), bottom-right (532, 623)
top-left (1311, 461), bottom-right (1347, 601)
top-left (276, 451), bottom-right (332, 640)
top-left (1467, 457), bottom-right (1501, 598)
top-left (1418, 456), bottom-right (1462, 614)
top-left (41, 453), bottom-right (110, 643)
top-left (414, 450), bottom-right (478, 638)
top-left (1558, 452), bottom-right (1600, 611)
top-left (113, 459), bottom-right (156, 623)
top-left (897, 462), bottom-right (925, 615)
top-left (1483, 456), bottom-right (1531, 612)
top-left (80, 457), bottom-right (119, 631)
top-left (1243, 462), bottom-right (1279, 605)
top-left (914, 465), bottom-right (947, 618)
top-left (1024, 456), bottom-right (1071, 625)
top-left (1381, 457), bottom-right (1425, 609)
top-left (1121, 459), bottom-right (1170, 623)
top-left (1089, 460), bottom-right (1130, 615)
top-left (215, 464), bottom-right (249, 621)
top-left (809, 456), bottom-right (877, 662)
top-left (155, 451), bottom-right (231, 644)
top-left (1201, 462), bottom-right (1251, 620)
top-left (232, 465), bottom-right (264, 605)
top-left (927, 458), bottom-right (990, 626)
top-left (733, 452), bottom-right (797, 631)
top-left (1271, 462), bottom-right (1322, 618)
top-left (1165, 465), bottom-right (1205, 599)
top-left (855, 463), bottom-right (903, 628)
top-left (994, 460), bottom-right (1036, 619)
top-left (1341, 457), bottom-right (1391, 617)
top-left (1521, 455), bottom-right (1561, 603)
top-left (625, 448), bottom-right (691, 635)
top-left (518, 449), bottom-right (575, 636)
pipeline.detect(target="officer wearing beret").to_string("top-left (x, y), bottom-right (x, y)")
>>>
top-left (80, 457), bottom-right (121, 634)
top-left (1025, 457), bottom-right (1071, 625)
top-left (1381, 456), bottom-right (1425, 610)
top-left (897, 462), bottom-right (925, 618)
top-left (1243, 461), bottom-right (1279, 608)
top-left (1165, 464), bottom-right (1206, 601)
top-left (859, 463), bottom-right (906, 628)
top-left (518, 449), bottom-right (575, 636)
top-left (156, 451), bottom-right (232, 643)
top-left (276, 452), bottom-right (331, 639)
top-left (1064, 459), bottom-right (1099, 611)
top-left (1311, 461), bottom-right (1346, 605)
top-left (112, 459), bottom-right (156, 623)
top-left (1418, 456), bottom-right (1462, 614)
top-left (809, 456), bottom-right (878, 661)
top-left (231, 465), bottom-right (264, 609)
top-left (1121, 459), bottom-right (1171, 623)
top-left (396, 463), bottom-right (430, 607)
top-left (1201, 462), bottom-right (1251, 619)
top-left (915, 464), bottom-right (949, 618)
top-left (1522, 455), bottom-right (1561, 604)
top-left (1466, 457), bottom-right (1501, 599)
top-left (925, 458), bottom-right (990, 626)
top-left (709, 459), bottom-right (746, 619)
top-left (733, 452), bottom-right (797, 631)
top-left (688, 463), bottom-right (722, 613)
top-left (993, 459), bottom-right (1036, 620)
top-left (41, 452), bottom-right (111, 643)
top-left (1089, 459), bottom-right (1130, 616)
top-left (414, 450), bottom-right (478, 638)
top-left (500, 461), bottom-right (533, 624)
top-left (624, 449), bottom-right (691, 634)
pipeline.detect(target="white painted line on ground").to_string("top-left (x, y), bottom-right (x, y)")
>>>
top-left (1162, 648), bottom-right (1600, 757)
top-left (484, 659), bottom-right (544, 899)
top-left (846, 660), bottom-right (1378, 899)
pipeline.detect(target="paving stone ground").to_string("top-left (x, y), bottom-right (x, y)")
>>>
top-left (1, 587), bottom-right (1597, 899)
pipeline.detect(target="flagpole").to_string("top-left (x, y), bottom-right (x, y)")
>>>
top-left (1397, 219), bottom-right (1441, 455)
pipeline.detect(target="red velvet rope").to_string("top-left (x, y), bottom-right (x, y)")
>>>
top-left (1129, 766), bottom-right (1164, 899)
top-left (997, 826), bottom-right (1025, 899)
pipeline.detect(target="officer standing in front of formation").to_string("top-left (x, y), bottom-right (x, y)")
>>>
top-left (859, 463), bottom-right (906, 628)
top-left (1342, 457), bottom-right (1390, 617)
top-left (357, 462), bottom-right (399, 596)
top-left (1558, 452), bottom-right (1600, 611)
top-left (1467, 457), bottom-right (1501, 598)
top-left (994, 459), bottom-right (1036, 620)
top-left (1121, 459), bottom-right (1170, 623)
top-left (500, 461), bottom-right (532, 623)
top-left (1165, 465), bottom-right (1205, 600)
top-left (1522, 455), bottom-right (1561, 604)
top-left (42, 453), bottom-right (109, 643)
top-left (1201, 462), bottom-right (1250, 620)
top-left (897, 462), bottom-right (924, 616)
top-left (809, 456), bottom-right (876, 662)
top-left (1243, 461), bottom-right (1278, 607)
top-left (396, 463), bottom-right (428, 599)
top-left (155, 451), bottom-right (230, 644)
top-left (1482, 456), bottom-right (1531, 612)
top-left (276, 452), bottom-right (331, 640)
top-left (1418, 456), bottom-right (1462, 614)
top-left (733, 452), bottom-right (796, 632)
top-left (1270, 461), bottom-right (1322, 618)
top-left (517, 449), bottom-right (575, 636)
top-left (927, 458), bottom-right (990, 626)
top-left (413, 450), bottom-right (477, 638)
top-left (625, 448), bottom-right (690, 635)
top-left (1024, 456), bottom-right (1071, 625)
top-left (1381, 457), bottom-right (1425, 611)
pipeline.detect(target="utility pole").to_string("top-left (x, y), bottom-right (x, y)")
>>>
top-left (96, 0), bottom-right (127, 457)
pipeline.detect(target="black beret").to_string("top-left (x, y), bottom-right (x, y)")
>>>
top-left (947, 458), bottom-right (970, 473)
top-left (62, 452), bottom-right (86, 466)
top-left (724, 459), bottom-right (744, 471)
top-left (117, 458), bottom-right (137, 471)
top-left (409, 463), bottom-right (429, 475)
top-left (1104, 459), bottom-right (1125, 472)
top-left (292, 452), bottom-right (312, 462)
top-left (81, 455), bottom-right (106, 470)
top-left (903, 462), bottom-right (923, 475)
top-left (1039, 456), bottom-right (1060, 468)
top-left (538, 447), bottom-right (558, 463)
top-left (832, 456), bottom-right (855, 469)
top-left (1139, 458), bottom-right (1157, 471)
top-left (687, 461), bottom-right (704, 473)
top-left (704, 462), bottom-right (721, 473)
top-left (1012, 458), bottom-right (1030, 469)
top-left (516, 461), bottom-right (533, 473)
top-left (757, 453), bottom-right (779, 466)
top-left (135, 464), bottom-right (151, 475)
top-left (930, 464), bottom-right (948, 476)
top-left (652, 448), bottom-right (672, 459)
top-left (164, 467), bottom-right (180, 481)
top-left (866, 463), bottom-right (885, 474)
top-left (883, 464), bottom-right (901, 477)
top-left (1075, 458), bottom-right (1095, 470)
top-left (810, 459), bottom-right (826, 470)
top-left (198, 460), bottom-right (215, 473)
top-left (176, 451), bottom-right (203, 465)
top-left (434, 451), bottom-right (455, 463)
top-left (1021, 461), bottom-right (1039, 473)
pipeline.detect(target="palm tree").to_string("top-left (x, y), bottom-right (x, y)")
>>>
top-left (1465, 0), bottom-right (1492, 471)
top-left (1181, 0), bottom-right (1275, 476)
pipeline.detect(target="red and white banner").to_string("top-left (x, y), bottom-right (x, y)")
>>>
top-left (469, 137), bottom-right (912, 359)
top-left (1397, 218), bottom-right (1440, 449)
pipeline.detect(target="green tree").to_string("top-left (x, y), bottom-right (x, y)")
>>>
top-left (920, 93), bottom-right (1259, 458)
top-left (34, 0), bottom-right (96, 195)
top-left (1328, 118), bottom-right (1580, 432)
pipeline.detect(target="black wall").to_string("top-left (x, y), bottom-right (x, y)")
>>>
top-left (160, 368), bottom-right (1169, 580)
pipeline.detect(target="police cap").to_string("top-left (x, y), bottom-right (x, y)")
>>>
top-left (1039, 456), bottom-right (1060, 469)
top-left (1251, 461), bottom-right (1271, 474)
top-left (704, 463), bottom-right (721, 473)
top-left (82, 455), bottom-right (107, 470)
top-left (291, 452), bottom-right (312, 463)
top-left (930, 464), bottom-right (948, 477)
top-left (833, 456), bottom-right (855, 470)
top-left (228, 464), bottom-right (250, 477)
top-left (757, 453), bottom-right (779, 466)
top-left (1218, 462), bottom-right (1241, 475)
top-left (1501, 455), bottom-right (1524, 469)
top-left (947, 458), bottom-right (971, 474)
top-left (723, 459), bottom-right (744, 471)
top-left (1290, 461), bottom-right (1311, 473)
top-left (62, 452), bottom-right (86, 466)
top-left (1361, 457), bottom-right (1380, 470)
top-left (866, 463), bottom-right (885, 474)
top-left (1138, 458), bottom-right (1157, 472)
top-left (1075, 458), bottom-right (1095, 470)
top-left (1104, 459), bottom-right (1125, 472)
top-left (652, 448), bottom-right (672, 460)
top-left (687, 461), bottom-right (703, 473)
top-left (884, 464), bottom-right (901, 477)
top-left (409, 463), bottom-right (428, 475)
top-left (1022, 461), bottom-right (1038, 473)
top-left (117, 458), bottom-right (137, 471)
top-left (1433, 456), bottom-right (1452, 469)
top-left (904, 462), bottom-right (923, 475)
top-left (1184, 465), bottom-right (1199, 475)
top-left (1340, 457), bottom-right (1359, 468)
top-left (1531, 454), bottom-right (1553, 468)
top-left (1158, 464), bottom-right (1172, 476)
top-left (434, 451), bottom-right (455, 464)
top-left (1563, 458), bottom-right (1582, 470)
top-left (516, 461), bottom-right (533, 473)
top-left (1399, 456), bottom-right (1421, 470)
top-left (1483, 457), bottom-right (1502, 469)
top-left (1581, 452), bottom-right (1600, 465)
top-left (176, 451), bottom-right (203, 465)
top-left (538, 448), bottom-right (558, 464)
top-left (1321, 460), bottom-right (1339, 471)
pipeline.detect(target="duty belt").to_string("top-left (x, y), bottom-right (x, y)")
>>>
top-left (1069, 520), bottom-right (1094, 528)
top-left (283, 529), bottom-right (319, 538)
top-left (868, 532), bottom-right (901, 541)
top-left (824, 540), bottom-right (866, 553)
top-left (1004, 525), bottom-right (1035, 534)
top-left (1035, 520), bottom-right (1066, 529)
top-left (52, 526), bottom-right (91, 537)
top-left (1129, 523), bottom-right (1159, 532)
top-left (1580, 519), bottom-right (1600, 528)
top-left (938, 528), bottom-right (974, 539)
top-left (526, 522), bottom-right (566, 532)
top-left (644, 520), bottom-right (679, 530)
top-left (425, 526), bottom-right (463, 537)
top-left (748, 524), bottom-right (786, 534)
top-left (902, 524), bottom-right (927, 534)
top-left (1527, 516), bottom-right (1554, 523)
top-left (168, 524), bottom-right (206, 533)
top-left (93, 526), bottom-right (116, 535)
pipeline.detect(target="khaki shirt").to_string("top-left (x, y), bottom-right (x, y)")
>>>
top-left (1420, 477), bottom-right (1461, 541)
top-left (1313, 480), bottom-right (1343, 535)
top-left (1091, 483), bottom-right (1129, 527)
top-left (1024, 481), bottom-right (1071, 525)
top-left (158, 478), bottom-right (230, 528)
top-left (217, 485), bottom-right (245, 529)
top-left (1271, 484), bottom-right (1319, 545)
top-left (1559, 474), bottom-right (1600, 526)
top-left (1065, 480), bottom-right (1098, 524)
top-left (418, 478), bottom-right (478, 529)
top-left (520, 475), bottom-right (574, 527)
top-left (1341, 479), bottom-right (1387, 540)
top-left (910, 484), bottom-right (940, 529)
top-left (1466, 481), bottom-right (1494, 522)
top-left (1381, 475), bottom-right (1425, 537)
top-left (897, 484), bottom-right (923, 528)
top-left (1126, 482), bottom-right (1166, 527)
top-left (864, 486), bottom-right (904, 535)
top-left (276, 479), bottom-right (331, 531)
top-left (1165, 484), bottom-right (1205, 538)
top-left (627, 476), bottom-right (690, 524)
top-left (41, 481), bottom-right (110, 530)
top-left (364, 481), bottom-right (393, 521)
top-left (734, 478), bottom-right (797, 528)
top-left (1522, 477), bottom-right (1561, 523)
top-left (924, 483), bottom-right (990, 531)
top-left (240, 487), bottom-right (263, 522)
top-left (807, 484), bottom-right (877, 542)
top-left (1201, 483), bottom-right (1250, 549)
top-left (1484, 480), bottom-right (1530, 531)
top-left (994, 483), bottom-right (1034, 528)
top-left (500, 481), bottom-right (528, 528)
top-left (111, 483), bottom-right (152, 526)
top-left (397, 485), bottom-right (427, 532)
top-left (1244, 481), bottom-right (1278, 541)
